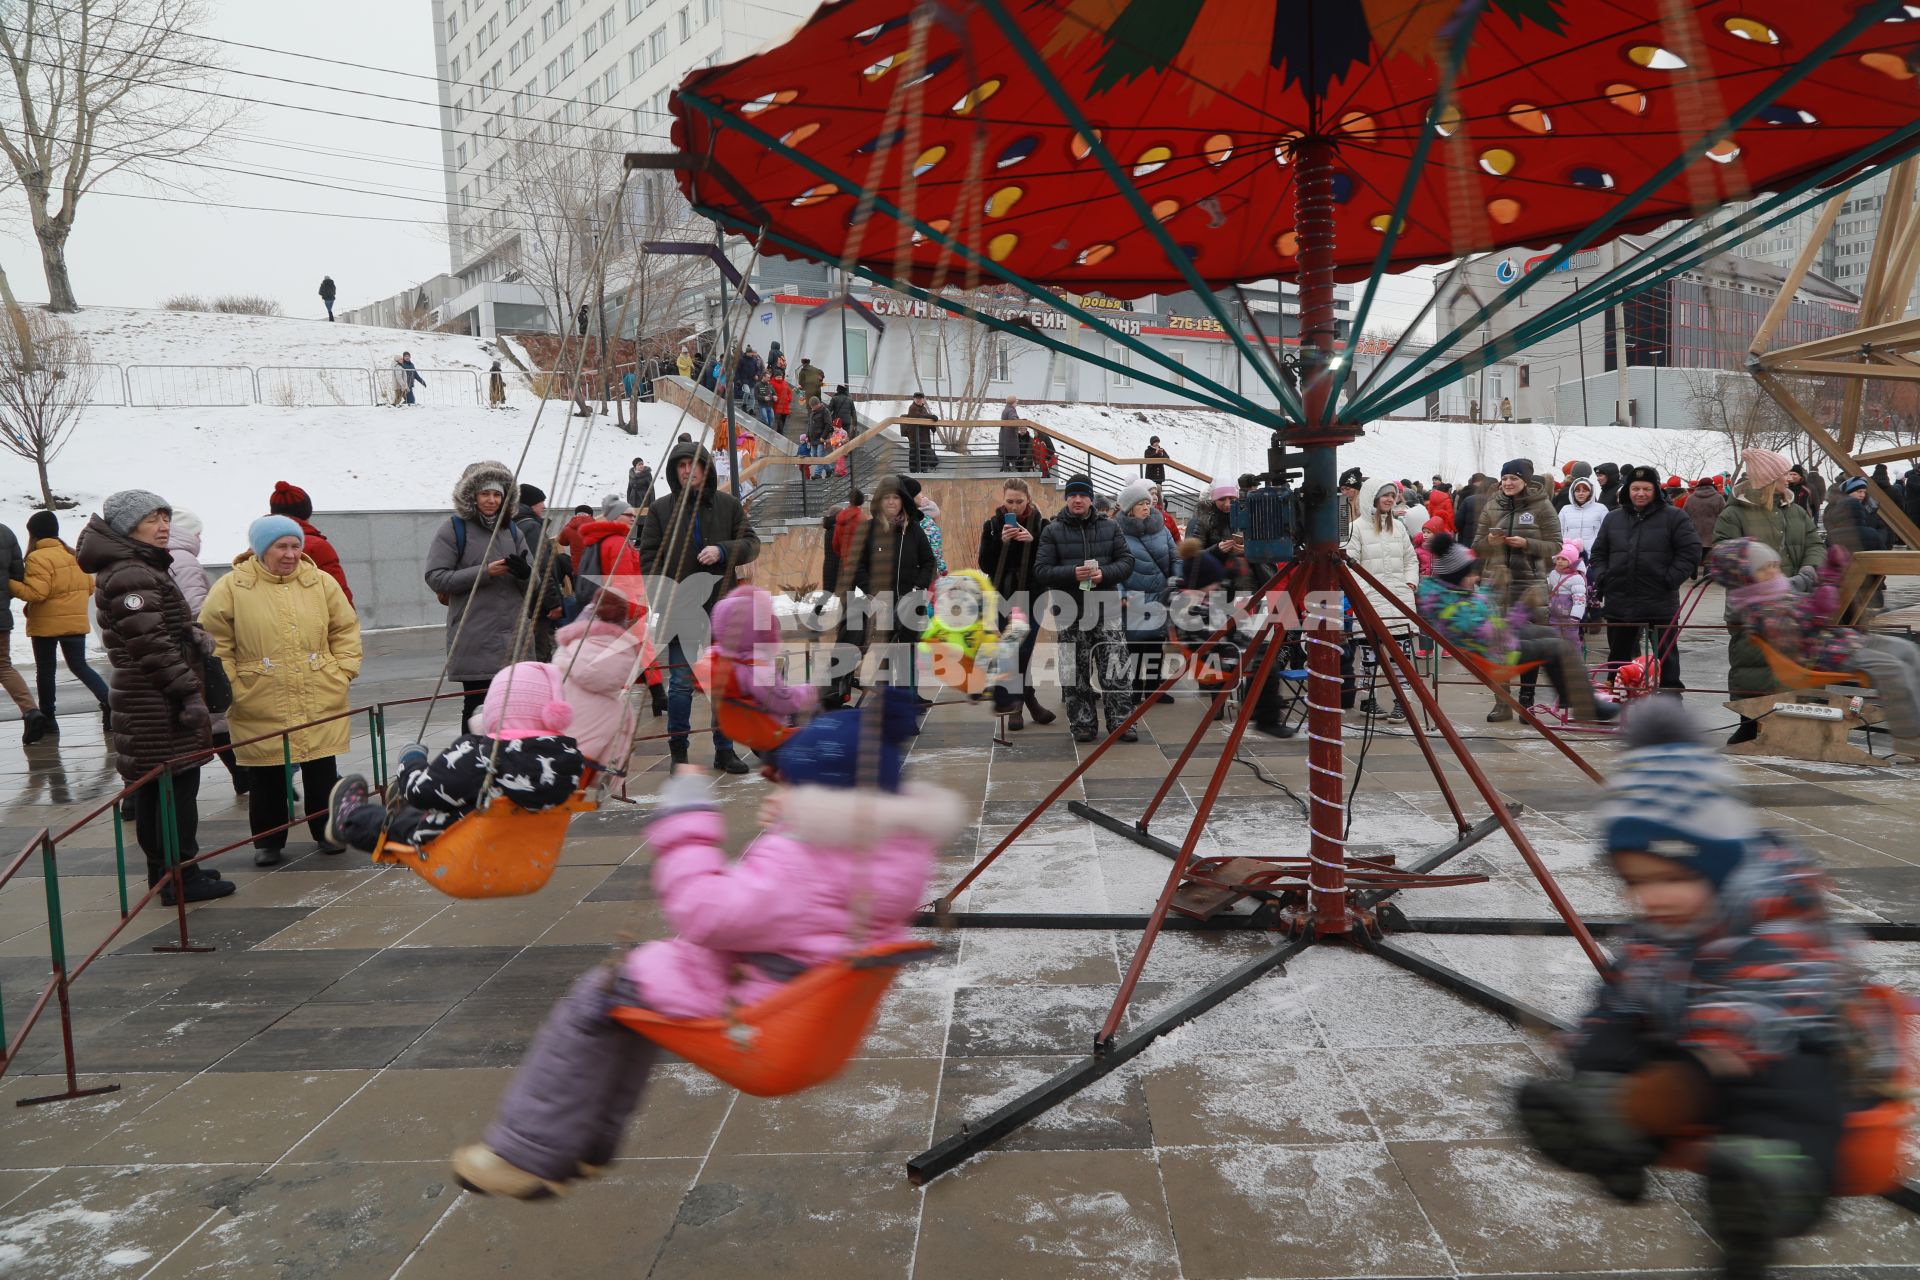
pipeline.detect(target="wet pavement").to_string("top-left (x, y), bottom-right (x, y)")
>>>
top-left (2, 621), bottom-right (1918, 1279)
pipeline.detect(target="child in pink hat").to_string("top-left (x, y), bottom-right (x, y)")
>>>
top-left (325, 661), bottom-right (586, 850)
top-left (1547, 540), bottom-right (1589, 658)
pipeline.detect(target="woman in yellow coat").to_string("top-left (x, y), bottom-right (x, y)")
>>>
top-left (200, 516), bottom-right (362, 865)
top-left (10, 510), bottom-right (111, 738)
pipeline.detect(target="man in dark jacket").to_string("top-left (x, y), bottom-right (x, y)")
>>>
top-left (1034, 475), bottom-right (1134, 742)
top-left (828, 384), bottom-right (858, 433)
top-left (1472, 459), bottom-right (1561, 718)
top-left (640, 440), bottom-right (760, 772)
top-left (1589, 465), bottom-right (1701, 691)
top-left (625, 458), bottom-right (653, 508)
top-left (977, 477), bottom-right (1053, 729)
top-left (903, 392), bottom-right (940, 472)
top-left (1593, 462), bottom-right (1622, 510)
top-left (319, 275), bottom-right (336, 321)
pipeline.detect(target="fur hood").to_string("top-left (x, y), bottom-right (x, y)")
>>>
top-left (777, 781), bottom-right (968, 848)
top-left (452, 460), bottom-right (518, 526)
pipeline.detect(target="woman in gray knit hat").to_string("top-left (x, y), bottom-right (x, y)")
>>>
top-left (75, 490), bottom-right (236, 903)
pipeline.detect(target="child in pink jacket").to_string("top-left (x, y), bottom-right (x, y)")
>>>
top-left (703, 584), bottom-right (818, 722)
top-left (452, 688), bottom-right (961, 1199)
top-left (553, 589), bottom-right (652, 775)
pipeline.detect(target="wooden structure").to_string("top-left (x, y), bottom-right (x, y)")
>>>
top-left (1751, 161), bottom-right (1920, 619)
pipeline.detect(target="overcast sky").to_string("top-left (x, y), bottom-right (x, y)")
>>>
top-left (0, 0), bottom-right (448, 317)
top-left (0, 1), bottom-right (1436, 340)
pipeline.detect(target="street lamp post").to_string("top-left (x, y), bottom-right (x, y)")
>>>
top-left (1643, 347), bottom-right (1665, 429)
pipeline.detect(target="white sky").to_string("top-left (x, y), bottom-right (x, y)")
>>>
top-left (0, 1), bottom-right (1440, 343)
top-left (0, 0), bottom-right (449, 316)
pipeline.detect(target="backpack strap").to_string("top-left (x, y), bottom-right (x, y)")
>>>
top-left (451, 516), bottom-right (467, 560)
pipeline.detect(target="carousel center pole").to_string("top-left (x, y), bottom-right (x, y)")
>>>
top-left (1292, 134), bottom-right (1355, 937)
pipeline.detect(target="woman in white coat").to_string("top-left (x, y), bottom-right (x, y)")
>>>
top-left (1347, 483), bottom-right (1418, 720)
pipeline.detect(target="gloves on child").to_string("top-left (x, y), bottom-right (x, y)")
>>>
top-left (652, 768), bottom-right (718, 817)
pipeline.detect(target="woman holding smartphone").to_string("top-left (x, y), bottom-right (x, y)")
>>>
top-left (976, 479), bottom-right (1053, 729)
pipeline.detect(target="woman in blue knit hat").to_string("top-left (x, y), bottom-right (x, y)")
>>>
top-left (1515, 698), bottom-right (1900, 1277)
top-left (199, 515), bottom-right (361, 865)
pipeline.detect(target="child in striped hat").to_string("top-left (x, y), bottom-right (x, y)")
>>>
top-left (1516, 698), bottom-right (1900, 1277)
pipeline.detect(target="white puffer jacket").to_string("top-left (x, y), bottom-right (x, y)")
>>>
top-left (1559, 484), bottom-right (1606, 563)
top-left (1347, 513), bottom-right (1418, 632)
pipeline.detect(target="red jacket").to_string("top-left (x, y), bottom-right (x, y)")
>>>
top-left (832, 504), bottom-right (864, 561)
top-left (560, 513), bottom-right (596, 567)
top-left (771, 376), bottom-right (793, 417)
top-left (293, 517), bottom-right (353, 606)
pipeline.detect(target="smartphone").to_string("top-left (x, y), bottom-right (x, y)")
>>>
top-left (1001, 512), bottom-right (1016, 526)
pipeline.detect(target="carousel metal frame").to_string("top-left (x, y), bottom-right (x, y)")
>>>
top-left (644, 0), bottom-right (1920, 1195)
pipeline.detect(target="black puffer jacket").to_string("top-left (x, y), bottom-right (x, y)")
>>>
top-left (976, 503), bottom-right (1047, 601)
top-left (1588, 488), bottom-right (1702, 620)
top-left (852, 479), bottom-right (937, 644)
top-left (1034, 506), bottom-right (1134, 631)
top-left (76, 516), bottom-right (212, 780)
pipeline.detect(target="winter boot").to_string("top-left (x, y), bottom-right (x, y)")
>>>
top-left (1359, 697), bottom-right (1383, 718)
top-left (668, 739), bottom-right (690, 767)
top-left (713, 748), bottom-right (750, 776)
top-left (1487, 701), bottom-right (1514, 723)
top-left (325, 775), bottom-right (370, 851)
top-left (649, 684), bottom-right (667, 717)
top-left (254, 846), bottom-right (284, 868)
top-left (451, 1144), bottom-right (569, 1200)
top-left (1704, 1136), bottom-right (1827, 1278)
top-left (1516, 1074), bottom-right (1657, 1204)
top-left (1388, 702), bottom-right (1407, 722)
top-left (100, 702), bottom-right (112, 734)
top-left (1022, 689), bottom-right (1057, 726)
top-left (159, 871), bottom-right (237, 906)
top-left (21, 709), bottom-right (50, 745)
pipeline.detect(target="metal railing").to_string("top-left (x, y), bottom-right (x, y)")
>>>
top-left (257, 365), bottom-right (376, 407)
top-left (126, 364), bottom-right (255, 407)
top-left (47, 362), bottom-right (504, 408)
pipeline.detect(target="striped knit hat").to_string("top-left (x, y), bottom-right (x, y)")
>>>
top-left (1596, 697), bottom-right (1754, 887)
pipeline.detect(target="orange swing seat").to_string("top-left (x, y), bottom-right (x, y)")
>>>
top-left (371, 793), bottom-right (597, 899)
top-left (1754, 638), bottom-right (1870, 692)
top-left (697, 652), bottom-right (801, 753)
top-left (1654, 986), bottom-right (1916, 1197)
top-left (1458, 652), bottom-right (1545, 685)
top-left (610, 940), bottom-right (936, 1096)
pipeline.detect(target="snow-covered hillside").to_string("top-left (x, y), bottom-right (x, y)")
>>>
top-left (63, 305), bottom-right (506, 375)
top-left (3, 308), bottom-right (716, 561)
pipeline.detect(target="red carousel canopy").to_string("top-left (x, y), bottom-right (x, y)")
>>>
top-left (670, 0), bottom-right (1920, 298)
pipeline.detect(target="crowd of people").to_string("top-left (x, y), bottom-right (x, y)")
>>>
top-left (1331, 448), bottom-right (1920, 743)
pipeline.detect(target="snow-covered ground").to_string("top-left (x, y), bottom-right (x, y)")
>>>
top-left (3, 307), bottom-right (718, 560)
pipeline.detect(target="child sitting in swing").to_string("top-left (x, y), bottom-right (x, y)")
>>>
top-left (1517, 698), bottom-right (1902, 1278)
top-left (450, 687), bottom-right (965, 1199)
top-left (702, 583), bottom-right (819, 728)
top-left (1417, 533), bottom-right (1618, 722)
top-left (325, 662), bottom-right (586, 852)
top-left (1709, 538), bottom-right (1920, 742)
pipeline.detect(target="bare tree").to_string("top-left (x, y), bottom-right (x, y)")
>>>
top-left (0, 306), bottom-right (97, 508)
top-left (491, 124), bottom-right (629, 338)
top-left (1683, 370), bottom-right (1803, 477)
top-left (0, 0), bottom-right (243, 311)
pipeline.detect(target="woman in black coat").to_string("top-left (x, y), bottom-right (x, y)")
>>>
top-left (75, 490), bottom-right (235, 904)
top-left (852, 476), bottom-right (936, 694)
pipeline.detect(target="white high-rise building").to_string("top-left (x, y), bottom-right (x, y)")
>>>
top-left (429, 0), bottom-right (812, 336)
top-left (1736, 171), bottom-right (1920, 319)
